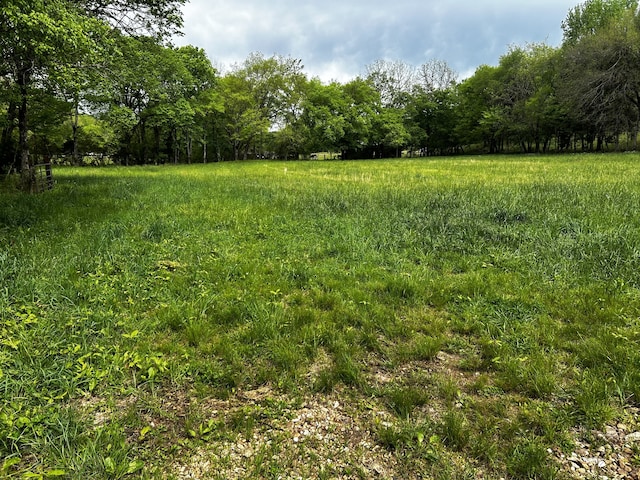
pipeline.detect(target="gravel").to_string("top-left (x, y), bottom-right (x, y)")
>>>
top-left (552, 408), bottom-right (640, 480)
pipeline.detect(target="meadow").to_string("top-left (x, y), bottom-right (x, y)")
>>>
top-left (1, 154), bottom-right (640, 479)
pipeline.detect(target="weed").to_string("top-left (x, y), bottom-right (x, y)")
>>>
top-left (440, 410), bottom-right (470, 451)
top-left (507, 436), bottom-right (558, 480)
top-left (385, 386), bottom-right (429, 420)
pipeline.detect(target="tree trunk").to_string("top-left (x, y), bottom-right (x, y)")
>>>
top-left (139, 119), bottom-right (147, 164)
top-left (17, 68), bottom-right (32, 191)
top-left (72, 99), bottom-right (80, 165)
top-left (172, 129), bottom-right (179, 164)
top-left (233, 141), bottom-right (240, 161)
top-left (186, 131), bottom-right (192, 164)
top-left (153, 126), bottom-right (161, 164)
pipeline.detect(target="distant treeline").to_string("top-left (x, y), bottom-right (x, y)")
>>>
top-left (2, 0), bottom-right (640, 175)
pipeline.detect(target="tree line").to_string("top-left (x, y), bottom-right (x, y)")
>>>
top-left (2, 0), bottom-right (640, 183)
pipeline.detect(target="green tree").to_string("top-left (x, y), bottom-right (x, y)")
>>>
top-left (562, 0), bottom-right (638, 45)
top-left (219, 53), bottom-right (307, 160)
top-left (300, 79), bottom-right (348, 155)
top-left (0, 0), bottom-right (185, 187)
top-left (456, 65), bottom-right (503, 152)
top-left (496, 44), bottom-right (564, 153)
top-left (1, 1), bottom-right (107, 186)
top-left (176, 45), bottom-right (221, 163)
top-left (219, 72), bottom-right (270, 160)
top-left (560, 2), bottom-right (640, 149)
top-left (103, 38), bottom-right (215, 165)
top-left (339, 78), bottom-right (379, 158)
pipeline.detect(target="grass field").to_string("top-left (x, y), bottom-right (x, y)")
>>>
top-left (1, 154), bottom-right (640, 479)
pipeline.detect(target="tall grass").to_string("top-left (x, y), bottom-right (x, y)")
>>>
top-left (2, 154), bottom-right (640, 478)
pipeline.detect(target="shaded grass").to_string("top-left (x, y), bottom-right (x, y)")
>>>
top-left (2, 154), bottom-right (640, 478)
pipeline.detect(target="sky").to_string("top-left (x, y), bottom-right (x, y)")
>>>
top-left (173, 0), bottom-right (580, 83)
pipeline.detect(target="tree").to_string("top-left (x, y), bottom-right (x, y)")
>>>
top-left (562, 0), bottom-right (638, 45)
top-left (300, 79), bottom-right (348, 155)
top-left (102, 38), bottom-right (217, 165)
top-left (456, 65), bottom-right (503, 151)
top-left (219, 72), bottom-right (269, 160)
top-left (218, 54), bottom-right (307, 160)
top-left (1, 1), bottom-right (107, 187)
top-left (495, 44), bottom-right (564, 153)
top-left (236, 53), bottom-right (306, 130)
top-left (0, 0), bottom-right (185, 188)
top-left (365, 59), bottom-right (416, 108)
top-left (405, 86), bottom-right (460, 156)
top-left (416, 59), bottom-right (458, 93)
top-left (371, 107), bottom-right (410, 158)
top-left (339, 78), bottom-right (379, 158)
top-left (175, 46), bottom-right (221, 163)
top-left (560, 2), bottom-right (640, 149)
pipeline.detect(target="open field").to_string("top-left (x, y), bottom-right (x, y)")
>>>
top-left (1, 155), bottom-right (640, 479)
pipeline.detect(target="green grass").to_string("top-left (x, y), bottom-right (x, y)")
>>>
top-left (1, 154), bottom-right (640, 478)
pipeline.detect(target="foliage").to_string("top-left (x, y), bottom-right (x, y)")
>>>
top-left (560, 6), bottom-right (640, 146)
top-left (562, 0), bottom-right (638, 45)
top-left (0, 0), bottom-right (185, 185)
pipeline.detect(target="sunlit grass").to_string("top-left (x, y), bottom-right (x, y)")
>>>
top-left (2, 154), bottom-right (640, 478)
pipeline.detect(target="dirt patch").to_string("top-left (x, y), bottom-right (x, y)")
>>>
top-left (171, 389), bottom-right (399, 479)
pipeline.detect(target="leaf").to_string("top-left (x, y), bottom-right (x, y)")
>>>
top-left (1, 338), bottom-right (20, 350)
top-left (126, 460), bottom-right (144, 474)
top-left (1, 457), bottom-right (21, 473)
top-left (139, 426), bottom-right (151, 440)
top-left (44, 470), bottom-right (67, 477)
top-left (122, 330), bottom-right (140, 339)
top-left (104, 457), bottom-right (116, 474)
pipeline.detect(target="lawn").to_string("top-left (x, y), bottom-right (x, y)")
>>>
top-left (1, 154), bottom-right (640, 479)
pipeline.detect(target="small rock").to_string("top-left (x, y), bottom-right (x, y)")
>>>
top-left (626, 431), bottom-right (640, 442)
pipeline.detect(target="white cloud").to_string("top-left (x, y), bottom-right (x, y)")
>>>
top-left (174, 0), bottom-right (578, 82)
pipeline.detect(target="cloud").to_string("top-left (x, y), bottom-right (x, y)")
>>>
top-left (174, 0), bottom-right (578, 82)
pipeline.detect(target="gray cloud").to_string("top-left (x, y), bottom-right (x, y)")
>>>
top-left (174, 0), bottom-right (578, 82)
